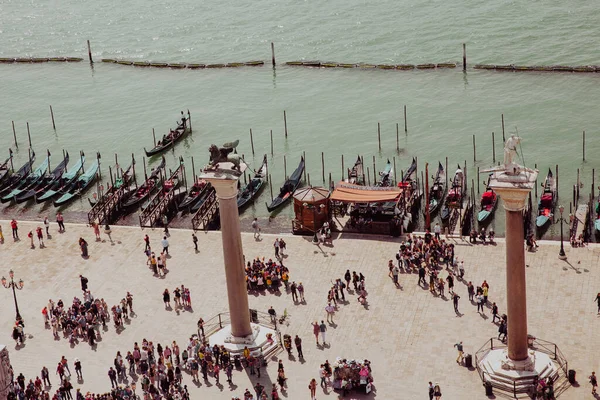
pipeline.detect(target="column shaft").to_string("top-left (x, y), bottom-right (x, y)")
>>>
top-left (505, 209), bottom-right (528, 361)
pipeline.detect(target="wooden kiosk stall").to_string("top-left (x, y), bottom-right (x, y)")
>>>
top-left (292, 186), bottom-right (331, 235)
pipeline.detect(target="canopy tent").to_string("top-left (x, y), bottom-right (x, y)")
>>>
top-left (330, 182), bottom-right (402, 203)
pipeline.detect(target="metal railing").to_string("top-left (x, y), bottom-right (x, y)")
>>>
top-left (191, 187), bottom-right (217, 231)
top-left (474, 337), bottom-right (570, 398)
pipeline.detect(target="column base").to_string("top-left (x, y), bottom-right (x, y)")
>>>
top-left (208, 323), bottom-right (279, 356)
top-left (558, 255), bottom-right (568, 261)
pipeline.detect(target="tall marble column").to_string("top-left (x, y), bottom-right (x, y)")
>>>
top-left (0, 345), bottom-right (12, 399)
top-left (202, 173), bottom-right (252, 338)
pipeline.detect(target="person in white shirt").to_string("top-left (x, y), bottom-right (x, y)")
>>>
top-left (161, 236), bottom-right (169, 255)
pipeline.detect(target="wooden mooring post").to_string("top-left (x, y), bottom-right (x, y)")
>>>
top-left (87, 40), bottom-right (93, 63)
top-left (462, 43), bottom-right (467, 71)
top-left (26, 122), bottom-right (32, 147)
top-left (269, 174), bottom-right (273, 200)
top-left (472, 134), bottom-right (476, 162)
top-left (377, 122), bottom-right (381, 151)
top-left (303, 151), bottom-right (307, 182)
top-left (393, 157), bottom-right (397, 184)
top-left (477, 166), bottom-right (480, 193)
top-left (283, 155), bottom-right (287, 178)
top-left (534, 163), bottom-right (538, 198)
top-left (11, 121), bottom-right (17, 148)
top-left (270, 130), bottom-right (274, 156)
top-left (577, 168), bottom-right (580, 199)
top-left (341, 155), bottom-right (344, 180)
top-left (271, 42), bottom-right (276, 67)
top-left (445, 157), bottom-right (448, 187)
top-left (372, 156), bottom-right (376, 183)
top-left (396, 123), bottom-right (399, 152)
top-left (583, 130), bottom-right (586, 161)
top-left (49, 106), bottom-right (56, 130)
top-left (366, 167), bottom-right (371, 186)
top-left (491, 132), bottom-right (495, 163)
top-left (249, 129), bottom-right (255, 155)
top-left (404, 105), bottom-right (408, 134)
top-left (283, 110), bottom-right (288, 138)
top-left (556, 164), bottom-right (559, 197)
top-left (321, 152), bottom-right (325, 183)
top-left (501, 114), bottom-right (506, 143)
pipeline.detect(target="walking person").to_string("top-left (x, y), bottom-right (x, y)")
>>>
top-left (453, 292), bottom-right (460, 314)
top-left (274, 238), bottom-right (280, 259)
top-left (290, 281), bottom-right (298, 302)
top-left (80, 275), bottom-right (89, 292)
top-left (590, 371), bottom-right (598, 395)
top-left (163, 289), bottom-right (171, 308)
top-left (44, 216), bottom-right (50, 237)
top-left (458, 261), bottom-right (465, 278)
top-left (192, 233), bottom-right (198, 251)
top-left (144, 234), bottom-right (150, 251)
top-left (161, 236), bottom-right (169, 255)
top-left (491, 302), bottom-right (499, 323)
top-left (74, 358), bottom-right (83, 379)
top-left (319, 320), bottom-right (327, 345)
top-left (433, 382), bottom-right (442, 400)
top-left (294, 335), bottom-right (304, 359)
top-left (428, 382), bottom-right (434, 400)
top-left (418, 265), bottom-right (427, 286)
top-left (28, 230), bottom-right (34, 248)
top-left (252, 218), bottom-right (261, 239)
top-left (467, 281), bottom-right (475, 302)
top-left (594, 293), bottom-right (600, 314)
top-left (446, 273), bottom-right (454, 294)
top-left (325, 303), bottom-right (335, 323)
top-left (392, 263), bottom-right (400, 287)
top-left (11, 218), bottom-right (18, 240)
top-left (476, 293), bottom-right (485, 313)
top-left (56, 212), bottom-right (65, 232)
top-left (108, 367), bottom-right (118, 388)
top-left (162, 215), bottom-right (169, 235)
top-left (454, 341), bottom-right (464, 364)
top-left (41, 366), bottom-right (51, 386)
top-left (298, 282), bottom-right (305, 302)
top-left (312, 321), bottom-right (320, 345)
top-left (36, 226), bottom-right (44, 247)
top-left (309, 378), bottom-right (317, 400)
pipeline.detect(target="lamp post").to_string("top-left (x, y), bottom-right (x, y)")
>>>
top-left (557, 205), bottom-right (567, 260)
top-left (2, 269), bottom-right (24, 321)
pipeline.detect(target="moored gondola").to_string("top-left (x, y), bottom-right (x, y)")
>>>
top-left (440, 165), bottom-right (465, 222)
top-left (238, 155), bottom-right (267, 209)
top-left (376, 159), bottom-right (393, 187)
top-left (53, 154), bottom-right (101, 207)
top-left (477, 174), bottom-right (498, 223)
top-left (144, 110), bottom-right (191, 157)
top-left (0, 150), bottom-right (35, 195)
top-left (0, 150), bottom-right (13, 184)
top-left (425, 162), bottom-right (446, 215)
top-left (16, 152), bottom-right (70, 204)
top-left (121, 157), bottom-right (166, 209)
top-left (36, 153), bottom-right (85, 203)
top-left (535, 169), bottom-right (556, 228)
top-left (345, 156), bottom-right (364, 185)
top-left (266, 157), bottom-right (305, 212)
top-left (1, 152), bottom-right (49, 203)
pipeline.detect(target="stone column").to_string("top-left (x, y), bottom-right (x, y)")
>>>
top-left (207, 178), bottom-right (252, 338)
top-left (0, 345), bottom-right (11, 399)
top-left (494, 188), bottom-right (531, 362)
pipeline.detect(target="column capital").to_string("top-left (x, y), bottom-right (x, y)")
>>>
top-left (485, 167), bottom-right (538, 212)
top-left (199, 162), bottom-right (248, 200)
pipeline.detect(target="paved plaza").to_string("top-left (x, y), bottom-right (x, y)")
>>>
top-left (0, 219), bottom-right (599, 399)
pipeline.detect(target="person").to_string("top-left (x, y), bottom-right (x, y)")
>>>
top-left (290, 281), bottom-right (298, 302)
top-left (434, 222), bottom-right (441, 240)
top-left (274, 238), bottom-right (280, 259)
top-left (294, 335), bottom-right (303, 359)
top-left (163, 289), bottom-right (171, 308)
top-left (309, 378), bottom-right (317, 399)
top-left (312, 321), bottom-right (320, 345)
top-left (268, 306), bottom-right (276, 323)
top-left (453, 292), bottom-right (460, 313)
top-left (108, 367), bottom-right (117, 388)
top-left (433, 382), bottom-right (442, 399)
top-left (74, 358), bottom-right (82, 379)
top-left (392, 263), bottom-right (400, 287)
top-left (252, 218), bottom-right (261, 239)
top-left (476, 293), bottom-right (484, 313)
top-left (454, 341), bottom-right (464, 364)
top-left (36, 226), bottom-right (44, 246)
top-left (144, 234), bottom-right (150, 251)
top-left (458, 261), bottom-right (465, 278)
top-left (56, 212), bottom-right (65, 232)
top-left (80, 275), bottom-right (89, 292)
top-left (591, 371), bottom-right (598, 395)
top-left (192, 233), bottom-right (198, 251)
top-left (491, 302), bottom-right (499, 323)
top-left (325, 303), bottom-right (335, 323)
top-left (0, 225), bottom-right (4, 243)
top-left (44, 216), bottom-right (50, 237)
top-left (298, 282), bottom-right (305, 302)
top-left (467, 281), bottom-right (474, 302)
top-left (428, 381), bottom-right (435, 400)
top-left (161, 236), bottom-right (169, 255)
top-left (162, 214), bottom-right (169, 234)
top-left (447, 273), bottom-right (454, 294)
top-left (11, 218), bottom-right (18, 239)
top-left (27, 230), bottom-right (34, 248)
top-left (594, 293), bottom-right (600, 314)
top-left (79, 237), bottom-right (88, 257)
top-left (92, 221), bottom-right (100, 240)
top-left (319, 320), bottom-right (327, 344)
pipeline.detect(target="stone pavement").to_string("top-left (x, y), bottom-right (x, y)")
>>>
top-left (0, 219), bottom-right (598, 399)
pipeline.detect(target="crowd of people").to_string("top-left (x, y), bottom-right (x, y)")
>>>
top-left (162, 286), bottom-right (192, 310)
top-left (244, 257), bottom-right (290, 293)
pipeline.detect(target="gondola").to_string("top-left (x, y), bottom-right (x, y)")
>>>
top-left (53, 157), bottom-right (100, 207)
top-left (1, 154), bottom-right (49, 203)
top-left (535, 169), bottom-right (556, 228)
top-left (440, 166), bottom-right (465, 222)
top-left (189, 183), bottom-right (215, 213)
top-left (425, 162), bottom-right (446, 215)
top-left (266, 156), bottom-right (304, 212)
top-left (87, 163), bottom-right (133, 207)
top-left (237, 155), bottom-right (267, 209)
top-left (15, 153), bottom-right (70, 204)
top-left (178, 179), bottom-right (209, 210)
top-left (36, 154), bottom-right (85, 203)
top-left (376, 159), bottom-right (393, 187)
top-left (0, 150), bottom-right (13, 184)
top-left (0, 151), bottom-right (35, 196)
top-left (477, 174), bottom-right (498, 223)
top-left (144, 111), bottom-right (191, 157)
top-left (121, 157), bottom-right (165, 208)
top-left (345, 156), bottom-right (364, 185)
top-left (595, 194), bottom-right (600, 234)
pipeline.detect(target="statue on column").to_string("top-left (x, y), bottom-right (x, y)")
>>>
top-left (503, 134), bottom-right (521, 175)
top-left (0, 346), bottom-right (12, 399)
top-left (207, 140), bottom-right (242, 173)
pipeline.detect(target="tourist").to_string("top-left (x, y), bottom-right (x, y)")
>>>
top-left (458, 260), bottom-right (465, 278)
top-left (290, 281), bottom-right (298, 302)
top-left (594, 293), bottom-right (600, 314)
top-left (590, 371), bottom-right (598, 395)
top-left (433, 382), bottom-right (442, 399)
top-left (277, 369), bottom-right (286, 391)
top-left (74, 358), bottom-right (82, 379)
top-left (43, 216), bottom-right (50, 237)
top-left (38, 227), bottom-right (45, 245)
top-left (491, 302), bottom-right (499, 323)
top-left (91, 221), bottom-right (100, 241)
top-left (28, 230), bottom-right (34, 248)
top-left (144, 234), bottom-right (150, 251)
top-left (476, 293), bottom-right (484, 313)
top-left (452, 292), bottom-right (460, 314)
top-left (192, 233), bottom-right (198, 251)
top-left (161, 236), bottom-right (169, 255)
top-left (11, 218), bottom-right (18, 239)
top-left (344, 269), bottom-right (351, 290)
top-left (309, 378), bottom-right (317, 399)
top-left (482, 280), bottom-right (490, 304)
top-left (454, 341), bottom-right (464, 364)
top-left (268, 306), bottom-right (276, 323)
top-left (162, 215), bottom-right (169, 234)
top-left (294, 335), bottom-right (303, 359)
top-left (108, 367), bottom-right (118, 388)
top-left (498, 317), bottom-right (507, 341)
top-left (298, 282), bottom-right (305, 302)
top-left (163, 289), bottom-right (171, 308)
top-left (446, 273), bottom-right (454, 294)
top-left (274, 238), bottom-right (280, 258)
top-left (319, 320), bottom-right (327, 344)
top-left (311, 321), bottom-right (320, 345)
top-left (56, 212), bottom-right (65, 232)
top-left (78, 237), bottom-right (88, 257)
top-left (252, 218), bottom-right (261, 239)
top-left (79, 275), bottom-right (89, 292)
top-left (467, 281), bottom-right (474, 302)
top-left (428, 381), bottom-right (435, 400)
top-left (325, 302), bottom-right (335, 323)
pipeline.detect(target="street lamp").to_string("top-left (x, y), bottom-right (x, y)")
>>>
top-left (556, 205), bottom-right (567, 260)
top-left (2, 269), bottom-right (24, 321)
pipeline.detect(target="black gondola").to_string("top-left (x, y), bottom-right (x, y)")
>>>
top-left (189, 183), bottom-right (215, 213)
top-left (87, 162), bottom-right (133, 207)
top-left (0, 150), bottom-right (13, 184)
top-left (179, 179), bottom-right (209, 210)
top-left (121, 158), bottom-right (165, 208)
top-left (16, 152), bottom-right (70, 204)
top-left (425, 162), bottom-right (446, 215)
top-left (144, 111), bottom-right (191, 157)
top-left (238, 155), bottom-right (267, 209)
top-left (0, 150), bottom-right (35, 196)
top-left (266, 157), bottom-right (304, 212)
top-left (440, 165), bottom-right (465, 222)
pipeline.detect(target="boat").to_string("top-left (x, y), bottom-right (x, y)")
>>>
top-left (87, 162), bottom-right (133, 207)
top-left (571, 203), bottom-right (589, 242)
top-left (440, 166), bottom-right (465, 222)
top-left (15, 153), bottom-right (70, 204)
top-left (397, 158), bottom-right (422, 214)
top-left (53, 156), bottom-right (100, 207)
top-left (144, 111), bottom-right (191, 156)
top-left (178, 179), bottom-right (210, 210)
top-left (477, 175), bottom-right (498, 223)
top-left (266, 157), bottom-right (305, 212)
top-left (36, 154), bottom-right (85, 203)
top-left (0, 151), bottom-right (35, 196)
top-left (237, 155), bottom-right (267, 209)
top-left (376, 159), bottom-right (393, 187)
top-left (121, 157), bottom-right (165, 208)
top-left (425, 162), bottom-right (446, 215)
top-left (0, 150), bottom-right (13, 184)
top-left (1, 154), bottom-right (49, 203)
top-left (345, 156), bottom-right (364, 185)
top-left (535, 169), bottom-right (556, 228)
top-left (189, 183), bottom-right (215, 213)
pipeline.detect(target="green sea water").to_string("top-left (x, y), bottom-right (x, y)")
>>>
top-left (1, 0), bottom-right (599, 237)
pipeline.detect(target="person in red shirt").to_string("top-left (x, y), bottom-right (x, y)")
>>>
top-left (27, 231), bottom-right (34, 248)
top-left (10, 219), bottom-right (18, 240)
top-left (36, 226), bottom-right (44, 247)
